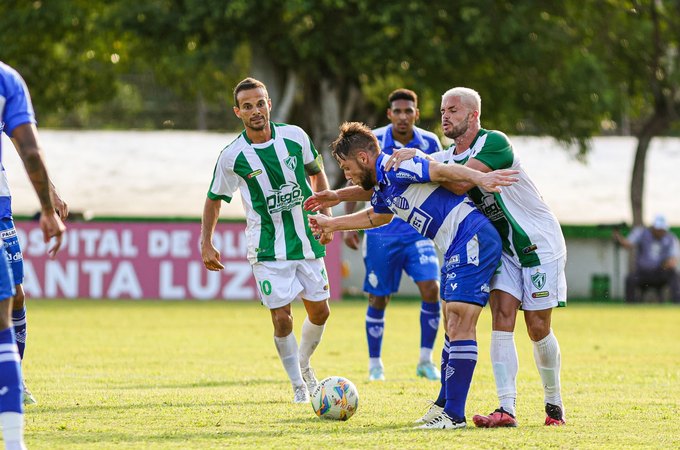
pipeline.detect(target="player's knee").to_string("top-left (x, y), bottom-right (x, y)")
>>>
top-left (419, 282), bottom-right (440, 302)
top-left (368, 295), bottom-right (389, 309)
top-left (12, 288), bottom-right (25, 309)
top-left (271, 310), bottom-right (294, 335)
top-left (525, 313), bottom-right (551, 341)
top-left (491, 305), bottom-right (516, 331)
top-left (309, 303), bottom-right (330, 325)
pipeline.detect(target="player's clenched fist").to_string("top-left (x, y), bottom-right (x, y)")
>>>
top-left (201, 243), bottom-right (225, 271)
top-left (308, 214), bottom-right (333, 236)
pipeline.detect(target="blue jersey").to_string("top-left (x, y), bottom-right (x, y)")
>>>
top-left (370, 153), bottom-right (489, 254)
top-left (0, 62), bottom-right (36, 219)
top-left (366, 124), bottom-right (441, 236)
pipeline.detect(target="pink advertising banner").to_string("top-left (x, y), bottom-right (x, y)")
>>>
top-left (14, 221), bottom-right (342, 301)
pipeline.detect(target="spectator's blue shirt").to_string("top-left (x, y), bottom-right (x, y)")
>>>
top-left (0, 62), bottom-right (36, 218)
top-left (367, 124), bottom-right (442, 235)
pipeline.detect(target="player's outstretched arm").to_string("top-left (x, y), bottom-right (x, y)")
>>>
top-left (11, 123), bottom-right (65, 257)
top-left (308, 208), bottom-right (392, 234)
top-left (303, 185), bottom-right (372, 212)
top-left (201, 197), bottom-right (225, 271)
top-left (429, 161), bottom-right (518, 194)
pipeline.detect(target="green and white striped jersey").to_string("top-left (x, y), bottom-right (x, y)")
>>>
top-left (208, 122), bottom-right (326, 264)
top-left (434, 129), bottom-right (566, 268)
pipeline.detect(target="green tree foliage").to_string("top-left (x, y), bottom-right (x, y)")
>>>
top-left (3, 0), bottom-right (678, 220)
top-left (0, 0), bottom-right (121, 121)
top-left (584, 0), bottom-right (680, 225)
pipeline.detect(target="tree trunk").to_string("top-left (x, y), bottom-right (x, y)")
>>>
top-left (631, 113), bottom-right (670, 226)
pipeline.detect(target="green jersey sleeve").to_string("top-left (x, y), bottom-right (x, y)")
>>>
top-left (471, 130), bottom-right (514, 170)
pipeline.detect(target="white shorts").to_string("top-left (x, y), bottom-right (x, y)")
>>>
top-left (252, 258), bottom-right (330, 310)
top-left (491, 254), bottom-right (567, 310)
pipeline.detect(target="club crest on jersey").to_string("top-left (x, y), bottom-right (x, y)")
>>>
top-left (392, 196), bottom-right (409, 210)
top-left (284, 155), bottom-right (297, 172)
top-left (531, 271), bottom-right (546, 290)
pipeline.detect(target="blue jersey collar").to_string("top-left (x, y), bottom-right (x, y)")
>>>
top-left (383, 125), bottom-right (427, 150)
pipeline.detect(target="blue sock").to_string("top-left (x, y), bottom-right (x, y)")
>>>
top-left (420, 301), bottom-right (440, 353)
top-left (444, 340), bottom-right (478, 422)
top-left (0, 327), bottom-right (23, 414)
top-left (435, 334), bottom-right (450, 407)
top-left (12, 307), bottom-right (26, 360)
top-left (365, 306), bottom-right (385, 358)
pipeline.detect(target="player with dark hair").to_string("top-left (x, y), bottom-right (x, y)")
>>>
top-left (343, 88), bottom-right (443, 382)
top-left (387, 87), bottom-right (569, 427)
top-left (306, 121), bottom-right (517, 429)
top-left (202, 77), bottom-right (333, 403)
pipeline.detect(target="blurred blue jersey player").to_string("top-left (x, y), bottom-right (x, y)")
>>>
top-left (306, 122), bottom-right (518, 429)
top-left (1, 61), bottom-right (66, 450)
top-left (343, 89), bottom-right (442, 382)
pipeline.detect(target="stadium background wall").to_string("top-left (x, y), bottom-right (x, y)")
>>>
top-left (14, 219), bottom-right (343, 301)
top-left (15, 219), bottom-right (678, 301)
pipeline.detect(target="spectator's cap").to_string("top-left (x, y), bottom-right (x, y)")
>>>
top-left (652, 214), bottom-right (669, 230)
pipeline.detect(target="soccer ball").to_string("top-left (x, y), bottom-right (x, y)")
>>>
top-left (310, 376), bottom-right (359, 421)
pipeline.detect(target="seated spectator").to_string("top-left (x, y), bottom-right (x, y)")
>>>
top-left (614, 215), bottom-right (680, 303)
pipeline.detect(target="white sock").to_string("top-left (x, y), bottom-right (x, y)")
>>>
top-left (1, 412), bottom-right (25, 450)
top-left (369, 357), bottom-right (383, 371)
top-left (298, 317), bottom-right (325, 369)
top-left (532, 329), bottom-right (562, 406)
top-left (419, 347), bottom-right (433, 365)
top-left (274, 333), bottom-right (304, 387)
top-left (490, 331), bottom-right (518, 416)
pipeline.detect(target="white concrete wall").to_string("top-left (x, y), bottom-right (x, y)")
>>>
top-left (340, 236), bottom-right (631, 300)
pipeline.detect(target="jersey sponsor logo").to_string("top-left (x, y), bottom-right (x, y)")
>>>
top-left (419, 254), bottom-right (438, 265)
top-left (407, 207), bottom-right (432, 236)
top-left (5, 251), bottom-right (22, 262)
top-left (0, 228), bottom-right (16, 239)
top-left (395, 171), bottom-right (417, 182)
top-left (415, 240), bottom-right (434, 249)
top-left (522, 244), bottom-right (538, 254)
top-left (481, 283), bottom-right (490, 293)
top-left (446, 254), bottom-right (460, 267)
top-left (449, 282), bottom-right (458, 292)
top-left (284, 155), bottom-right (297, 172)
top-left (531, 271), bottom-right (546, 290)
top-left (392, 196), bottom-right (409, 210)
top-left (266, 182), bottom-right (303, 214)
top-left (247, 169), bottom-right (263, 179)
top-left (477, 192), bottom-right (505, 221)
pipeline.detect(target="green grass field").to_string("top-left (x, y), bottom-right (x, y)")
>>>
top-left (17, 299), bottom-right (680, 449)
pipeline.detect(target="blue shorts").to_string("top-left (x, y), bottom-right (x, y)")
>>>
top-left (0, 218), bottom-right (17, 299)
top-left (0, 218), bottom-right (23, 286)
top-left (363, 231), bottom-right (439, 296)
top-left (439, 221), bottom-right (502, 306)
